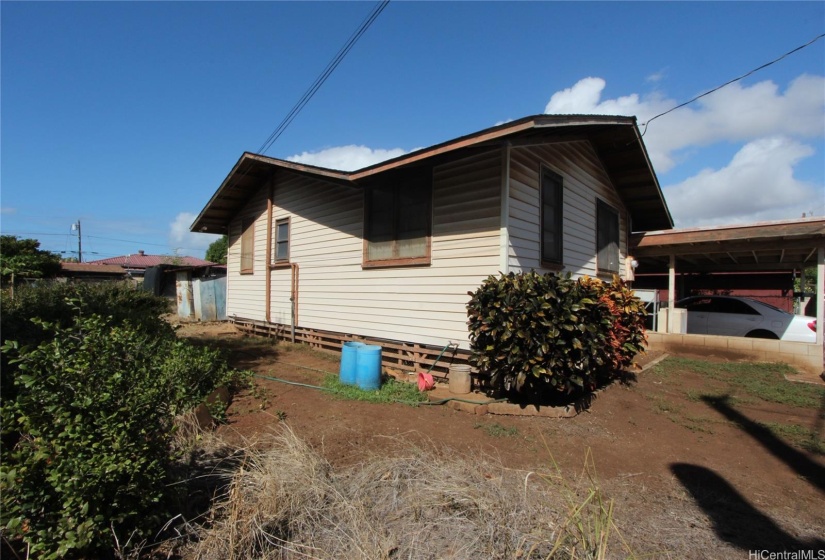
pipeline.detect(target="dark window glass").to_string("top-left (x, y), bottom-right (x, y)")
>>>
top-left (597, 200), bottom-right (620, 274)
top-left (365, 170), bottom-right (432, 266)
top-left (541, 169), bottom-right (563, 264)
top-left (275, 218), bottom-right (290, 262)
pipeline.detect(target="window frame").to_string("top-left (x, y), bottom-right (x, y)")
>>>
top-left (273, 217), bottom-right (290, 264)
top-left (240, 217), bottom-right (255, 274)
top-left (540, 167), bottom-right (564, 268)
top-left (596, 199), bottom-right (620, 275)
top-left (362, 169), bottom-right (433, 269)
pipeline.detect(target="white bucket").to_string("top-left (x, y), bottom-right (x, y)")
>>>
top-left (449, 364), bottom-right (472, 394)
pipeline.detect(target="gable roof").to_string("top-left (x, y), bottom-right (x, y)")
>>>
top-left (191, 114), bottom-right (674, 235)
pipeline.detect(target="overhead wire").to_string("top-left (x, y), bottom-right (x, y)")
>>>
top-left (640, 32), bottom-right (825, 136)
top-left (257, 0), bottom-right (390, 154)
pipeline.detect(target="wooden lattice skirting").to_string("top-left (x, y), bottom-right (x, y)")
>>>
top-left (231, 317), bottom-right (472, 377)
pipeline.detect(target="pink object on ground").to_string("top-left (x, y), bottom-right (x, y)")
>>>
top-left (417, 372), bottom-right (435, 391)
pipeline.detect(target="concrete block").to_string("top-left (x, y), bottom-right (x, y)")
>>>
top-left (728, 338), bottom-right (754, 351)
top-left (704, 336), bottom-right (729, 349)
top-left (779, 341), bottom-right (808, 356)
top-left (751, 339), bottom-right (780, 354)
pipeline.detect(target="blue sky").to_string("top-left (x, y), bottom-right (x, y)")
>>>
top-left (2, 1), bottom-right (823, 260)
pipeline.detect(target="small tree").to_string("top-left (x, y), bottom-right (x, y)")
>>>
top-left (205, 235), bottom-right (228, 265)
top-left (0, 236), bottom-right (61, 286)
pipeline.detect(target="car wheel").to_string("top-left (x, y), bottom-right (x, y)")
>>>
top-left (745, 329), bottom-right (779, 340)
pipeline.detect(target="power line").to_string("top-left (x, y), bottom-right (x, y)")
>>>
top-left (258, 0), bottom-right (390, 154)
top-left (641, 32), bottom-right (825, 136)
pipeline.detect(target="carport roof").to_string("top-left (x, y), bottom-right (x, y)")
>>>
top-left (630, 217), bottom-right (825, 273)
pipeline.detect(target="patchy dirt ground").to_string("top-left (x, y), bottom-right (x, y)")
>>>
top-left (176, 321), bottom-right (825, 558)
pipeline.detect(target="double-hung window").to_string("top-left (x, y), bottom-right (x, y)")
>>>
top-left (240, 218), bottom-right (255, 274)
top-left (596, 199), bottom-right (620, 275)
top-left (540, 168), bottom-right (563, 266)
top-left (364, 169), bottom-right (432, 267)
top-left (274, 217), bottom-right (290, 263)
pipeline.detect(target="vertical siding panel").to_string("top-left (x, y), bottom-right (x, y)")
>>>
top-left (508, 141), bottom-right (629, 279)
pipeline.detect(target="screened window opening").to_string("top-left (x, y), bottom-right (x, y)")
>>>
top-left (364, 170), bottom-right (432, 267)
top-left (240, 218), bottom-right (255, 274)
top-left (597, 200), bottom-right (620, 274)
top-left (540, 168), bottom-right (563, 265)
top-left (274, 218), bottom-right (290, 263)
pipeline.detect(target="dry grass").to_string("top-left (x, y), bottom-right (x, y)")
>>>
top-left (183, 426), bottom-right (634, 560)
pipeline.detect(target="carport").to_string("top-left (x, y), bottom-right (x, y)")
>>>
top-left (630, 217), bottom-right (824, 374)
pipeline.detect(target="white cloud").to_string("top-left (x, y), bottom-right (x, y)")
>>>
top-left (287, 145), bottom-right (409, 171)
top-left (663, 137), bottom-right (821, 227)
top-left (544, 74), bottom-right (825, 173)
top-left (646, 69), bottom-right (667, 83)
top-left (170, 212), bottom-right (220, 255)
top-left (0, 207), bottom-right (17, 215)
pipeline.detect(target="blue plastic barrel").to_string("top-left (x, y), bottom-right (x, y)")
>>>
top-left (339, 341), bottom-right (365, 385)
top-left (355, 345), bottom-right (382, 391)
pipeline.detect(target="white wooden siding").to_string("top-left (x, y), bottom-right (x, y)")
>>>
top-left (507, 141), bottom-right (629, 279)
top-left (227, 149), bottom-right (503, 349)
top-left (226, 187), bottom-right (270, 321)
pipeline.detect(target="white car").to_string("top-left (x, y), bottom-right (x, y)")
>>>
top-left (675, 296), bottom-right (816, 342)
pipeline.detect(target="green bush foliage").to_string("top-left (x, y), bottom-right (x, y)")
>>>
top-left (1, 282), bottom-right (172, 408)
top-left (0, 294), bottom-right (247, 558)
top-left (1, 281), bottom-right (172, 348)
top-left (466, 272), bottom-right (646, 399)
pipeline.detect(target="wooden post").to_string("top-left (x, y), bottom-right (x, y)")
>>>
top-left (817, 247), bottom-right (824, 346)
top-left (667, 254), bottom-right (676, 333)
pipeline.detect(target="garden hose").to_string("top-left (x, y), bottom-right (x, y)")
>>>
top-left (251, 372), bottom-right (505, 407)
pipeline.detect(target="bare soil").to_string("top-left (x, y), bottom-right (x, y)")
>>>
top-left (177, 321), bottom-right (825, 558)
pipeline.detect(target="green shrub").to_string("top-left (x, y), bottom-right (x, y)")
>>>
top-left (1, 282), bottom-right (172, 407)
top-left (0, 308), bottom-right (246, 558)
top-left (1, 282), bottom-right (172, 348)
top-left (466, 272), bottom-right (646, 400)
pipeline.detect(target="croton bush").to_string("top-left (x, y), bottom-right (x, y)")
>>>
top-left (466, 271), bottom-right (647, 400)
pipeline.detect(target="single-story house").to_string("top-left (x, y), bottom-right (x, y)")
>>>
top-left (87, 250), bottom-right (215, 278)
top-left (191, 114), bottom-right (673, 370)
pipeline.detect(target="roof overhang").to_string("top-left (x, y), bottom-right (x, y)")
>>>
top-left (630, 217), bottom-right (825, 273)
top-left (191, 114), bottom-right (674, 234)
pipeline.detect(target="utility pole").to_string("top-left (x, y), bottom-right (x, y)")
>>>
top-left (71, 220), bottom-right (82, 262)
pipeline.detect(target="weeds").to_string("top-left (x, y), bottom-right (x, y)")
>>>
top-left (474, 421), bottom-right (519, 438)
top-left (657, 357), bottom-right (823, 408)
top-left (757, 421), bottom-right (824, 455)
top-left (322, 375), bottom-right (430, 405)
top-left (536, 442), bottom-right (635, 559)
top-left (184, 427), bottom-right (632, 560)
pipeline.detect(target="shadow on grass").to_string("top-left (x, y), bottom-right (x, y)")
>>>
top-left (482, 368), bottom-right (638, 409)
top-left (184, 333), bottom-right (283, 371)
top-left (671, 463), bottom-right (824, 552)
top-left (701, 395), bottom-right (825, 493)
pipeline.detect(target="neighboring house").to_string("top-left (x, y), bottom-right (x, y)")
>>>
top-left (58, 262), bottom-right (129, 283)
top-left (191, 115), bottom-right (673, 357)
top-left (87, 250), bottom-right (215, 278)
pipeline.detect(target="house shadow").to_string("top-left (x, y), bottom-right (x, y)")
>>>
top-left (700, 395), bottom-right (825, 492)
top-left (671, 463), bottom-right (824, 552)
